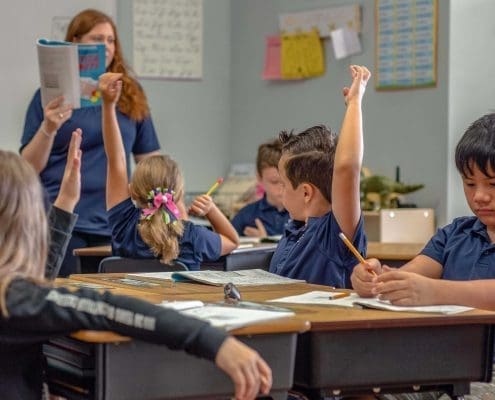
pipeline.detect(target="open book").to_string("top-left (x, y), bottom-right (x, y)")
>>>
top-left (159, 300), bottom-right (294, 331)
top-left (37, 39), bottom-right (105, 108)
top-left (269, 291), bottom-right (473, 315)
top-left (126, 269), bottom-right (305, 286)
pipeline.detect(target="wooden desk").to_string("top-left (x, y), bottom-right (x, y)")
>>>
top-left (47, 278), bottom-right (310, 400)
top-left (58, 276), bottom-right (495, 399)
top-left (74, 243), bottom-right (277, 273)
top-left (366, 241), bottom-right (425, 267)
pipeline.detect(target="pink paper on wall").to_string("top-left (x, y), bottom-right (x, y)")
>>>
top-left (262, 35), bottom-right (281, 80)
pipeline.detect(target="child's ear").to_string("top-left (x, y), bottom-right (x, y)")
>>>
top-left (256, 172), bottom-right (262, 184)
top-left (302, 183), bottom-right (314, 203)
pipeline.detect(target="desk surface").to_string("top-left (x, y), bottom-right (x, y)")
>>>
top-left (59, 275), bottom-right (495, 398)
top-left (64, 274), bottom-right (495, 331)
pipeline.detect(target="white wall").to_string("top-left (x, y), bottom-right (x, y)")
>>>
top-left (0, 0), bottom-right (115, 152)
top-left (117, 0), bottom-right (232, 192)
top-left (447, 0), bottom-right (495, 221)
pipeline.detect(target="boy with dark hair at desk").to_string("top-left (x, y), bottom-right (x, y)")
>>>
top-left (352, 112), bottom-right (495, 400)
top-left (269, 65), bottom-right (370, 287)
top-left (232, 138), bottom-right (289, 237)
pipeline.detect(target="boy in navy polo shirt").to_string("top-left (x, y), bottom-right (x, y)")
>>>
top-left (268, 65), bottom-right (370, 287)
top-left (351, 113), bottom-right (495, 400)
top-left (352, 112), bottom-right (495, 308)
top-left (231, 138), bottom-right (289, 237)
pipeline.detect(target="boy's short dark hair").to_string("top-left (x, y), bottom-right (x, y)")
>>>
top-left (256, 138), bottom-right (283, 176)
top-left (279, 125), bottom-right (337, 203)
top-left (455, 113), bottom-right (495, 177)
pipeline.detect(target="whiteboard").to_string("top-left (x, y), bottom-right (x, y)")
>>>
top-left (133, 0), bottom-right (203, 79)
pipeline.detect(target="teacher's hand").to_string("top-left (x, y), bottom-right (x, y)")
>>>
top-left (43, 96), bottom-right (73, 136)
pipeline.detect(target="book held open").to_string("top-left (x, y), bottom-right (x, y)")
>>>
top-left (37, 39), bottom-right (105, 108)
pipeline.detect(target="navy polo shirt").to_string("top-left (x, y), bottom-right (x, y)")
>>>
top-left (231, 196), bottom-right (289, 236)
top-left (269, 212), bottom-right (367, 288)
top-left (421, 216), bottom-right (495, 280)
top-left (21, 89), bottom-right (160, 237)
top-left (108, 198), bottom-right (221, 270)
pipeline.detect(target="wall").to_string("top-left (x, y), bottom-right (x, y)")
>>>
top-left (447, 0), bottom-right (495, 221)
top-left (230, 0), bottom-right (451, 226)
top-left (117, 0), bottom-right (232, 192)
top-left (0, 0), bottom-right (115, 152)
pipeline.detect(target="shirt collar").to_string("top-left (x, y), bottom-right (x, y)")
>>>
top-left (469, 218), bottom-right (491, 241)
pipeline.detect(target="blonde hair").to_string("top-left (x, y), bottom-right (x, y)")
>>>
top-left (0, 151), bottom-right (48, 317)
top-left (65, 9), bottom-right (150, 121)
top-left (130, 155), bottom-right (184, 264)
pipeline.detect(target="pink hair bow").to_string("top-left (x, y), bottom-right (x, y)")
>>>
top-left (142, 188), bottom-right (180, 224)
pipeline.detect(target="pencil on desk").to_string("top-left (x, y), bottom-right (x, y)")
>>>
top-left (205, 177), bottom-right (224, 196)
top-left (338, 232), bottom-right (377, 277)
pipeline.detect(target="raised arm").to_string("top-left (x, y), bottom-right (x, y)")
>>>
top-left (46, 129), bottom-right (82, 279)
top-left (189, 195), bottom-right (240, 254)
top-left (99, 72), bottom-right (130, 209)
top-left (331, 65), bottom-right (370, 240)
top-left (21, 96), bottom-right (73, 173)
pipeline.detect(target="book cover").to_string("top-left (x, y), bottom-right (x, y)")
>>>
top-left (37, 39), bottom-right (105, 109)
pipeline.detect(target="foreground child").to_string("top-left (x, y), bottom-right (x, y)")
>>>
top-left (0, 133), bottom-right (271, 400)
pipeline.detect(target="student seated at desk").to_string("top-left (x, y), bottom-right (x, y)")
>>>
top-left (351, 113), bottom-right (495, 400)
top-left (231, 138), bottom-right (289, 237)
top-left (268, 65), bottom-right (370, 287)
top-left (99, 73), bottom-right (239, 270)
top-left (0, 132), bottom-right (271, 400)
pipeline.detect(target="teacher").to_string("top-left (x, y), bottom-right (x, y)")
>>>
top-left (20, 9), bottom-right (161, 276)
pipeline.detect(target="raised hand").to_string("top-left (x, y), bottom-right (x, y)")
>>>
top-left (215, 337), bottom-right (272, 400)
top-left (54, 129), bottom-right (82, 212)
top-left (99, 72), bottom-right (123, 105)
top-left (342, 65), bottom-right (371, 106)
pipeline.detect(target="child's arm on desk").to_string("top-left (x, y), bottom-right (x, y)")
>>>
top-left (99, 72), bottom-right (129, 210)
top-left (189, 194), bottom-right (240, 254)
top-left (331, 65), bottom-right (370, 240)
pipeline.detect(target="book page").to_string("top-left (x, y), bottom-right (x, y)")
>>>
top-left (37, 39), bottom-right (80, 108)
top-left (270, 291), bottom-right (473, 314)
top-left (170, 269), bottom-right (305, 286)
top-left (180, 304), bottom-right (294, 331)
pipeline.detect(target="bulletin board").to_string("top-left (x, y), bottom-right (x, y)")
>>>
top-left (133, 0), bottom-right (202, 80)
top-left (375, 0), bottom-right (437, 90)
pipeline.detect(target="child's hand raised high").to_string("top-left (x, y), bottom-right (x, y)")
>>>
top-left (99, 72), bottom-right (123, 105)
top-left (54, 129), bottom-right (82, 213)
top-left (342, 65), bottom-right (371, 106)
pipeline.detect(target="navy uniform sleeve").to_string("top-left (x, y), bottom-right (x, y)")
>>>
top-left (20, 90), bottom-right (43, 151)
top-left (45, 206), bottom-right (78, 280)
top-left (132, 116), bottom-right (160, 155)
top-left (421, 222), bottom-right (453, 265)
top-left (4, 279), bottom-right (227, 361)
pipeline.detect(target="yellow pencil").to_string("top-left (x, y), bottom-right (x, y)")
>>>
top-left (338, 232), bottom-right (377, 277)
top-left (205, 177), bottom-right (224, 196)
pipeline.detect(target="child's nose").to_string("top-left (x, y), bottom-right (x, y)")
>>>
top-left (474, 188), bottom-right (491, 203)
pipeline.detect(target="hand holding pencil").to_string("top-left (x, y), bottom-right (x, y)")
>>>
top-left (341, 232), bottom-right (384, 297)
